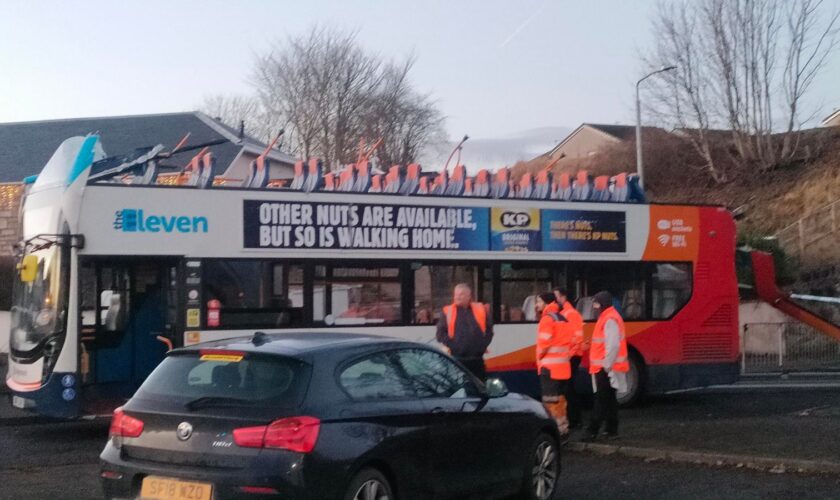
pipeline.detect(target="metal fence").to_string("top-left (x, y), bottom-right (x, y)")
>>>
top-left (741, 322), bottom-right (840, 373)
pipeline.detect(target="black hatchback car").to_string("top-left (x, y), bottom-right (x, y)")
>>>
top-left (100, 332), bottom-right (561, 500)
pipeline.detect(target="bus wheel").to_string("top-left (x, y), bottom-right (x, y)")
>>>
top-left (616, 351), bottom-right (646, 407)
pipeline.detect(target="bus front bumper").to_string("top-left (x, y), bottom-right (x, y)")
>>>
top-left (7, 370), bottom-right (80, 419)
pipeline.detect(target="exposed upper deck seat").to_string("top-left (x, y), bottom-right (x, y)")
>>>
top-left (532, 170), bottom-right (552, 199)
top-left (610, 173), bottom-right (628, 202)
top-left (551, 172), bottom-right (572, 200)
top-left (627, 174), bottom-right (645, 202)
top-left (322, 172), bottom-right (336, 191)
top-left (368, 174), bottom-right (383, 193)
top-left (289, 161), bottom-right (306, 190)
top-left (445, 165), bottom-right (466, 196)
top-left (302, 158), bottom-right (323, 192)
top-left (336, 164), bottom-right (356, 192)
top-left (431, 169), bottom-right (448, 195)
top-left (571, 171), bottom-right (592, 201)
top-left (464, 177), bottom-right (474, 196)
top-left (198, 153), bottom-right (215, 189)
top-left (473, 169), bottom-right (490, 197)
top-left (353, 161), bottom-right (371, 192)
top-left (592, 175), bottom-right (611, 201)
top-left (400, 164), bottom-right (421, 195)
top-left (491, 168), bottom-right (511, 199)
top-left (417, 176), bottom-right (430, 195)
top-left (383, 165), bottom-right (402, 194)
top-left (516, 173), bottom-right (534, 199)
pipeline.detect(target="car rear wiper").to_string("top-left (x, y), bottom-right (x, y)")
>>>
top-left (184, 396), bottom-right (256, 410)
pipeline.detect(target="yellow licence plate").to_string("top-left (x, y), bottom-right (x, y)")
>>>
top-left (140, 476), bottom-right (213, 500)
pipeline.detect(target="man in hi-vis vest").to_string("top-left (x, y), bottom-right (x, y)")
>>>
top-left (554, 287), bottom-right (585, 429)
top-left (535, 293), bottom-right (572, 442)
top-left (583, 291), bottom-right (629, 442)
top-left (436, 283), bottom-right (493, 381)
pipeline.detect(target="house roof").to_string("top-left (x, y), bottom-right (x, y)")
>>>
top-left (585, 123), bottom-right (641, 141)
top-left (0, 111), bottom-right (294, 183)
top-left (546, 123), bottom-right (665, 158)
top-left (822, 109), bottom-right (840, 127)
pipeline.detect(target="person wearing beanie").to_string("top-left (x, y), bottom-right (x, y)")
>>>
top-left (583, 290), bottom-right (629, 442)
top-left (535, 292), bottom-right (573, 443)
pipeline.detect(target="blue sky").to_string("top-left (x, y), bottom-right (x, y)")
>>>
top-left (1, 0), bottom-right (838, 139)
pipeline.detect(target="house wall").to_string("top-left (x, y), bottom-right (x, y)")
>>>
top-left (823, 112), bottom-right (840, 128)
top-left (550, 126), bottom-right (619, 161)
top-left (0, 184), bottom-right (23, 257)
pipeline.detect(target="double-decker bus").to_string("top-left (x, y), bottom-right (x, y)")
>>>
top-left (6, 135), bottom-right (739, 418)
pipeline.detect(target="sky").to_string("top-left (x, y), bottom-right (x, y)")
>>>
top-left (1, 0), bottom-right (839, 142)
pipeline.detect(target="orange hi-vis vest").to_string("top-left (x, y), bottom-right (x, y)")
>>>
top-left (589, 306), bottom-right (629, 374)
top-left (561, 301), bottom-right (586, 357)
top-left (536, 302), bottom-right (572, 380)
top-left (443, 302), bottom-right (487, 339)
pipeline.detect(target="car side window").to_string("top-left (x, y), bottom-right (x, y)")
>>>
top-left (339, 352), bottom-right (416, 401)
top-left (394, 349), bottom-right (480, 399)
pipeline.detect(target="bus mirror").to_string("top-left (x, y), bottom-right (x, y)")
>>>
top-left (18, 255), bottom-right (38, 283)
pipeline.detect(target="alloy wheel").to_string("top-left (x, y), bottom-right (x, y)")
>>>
top-left (532, 440), bottom-right (558, 500)
top-left (353, 479), bottom-right (390, 500)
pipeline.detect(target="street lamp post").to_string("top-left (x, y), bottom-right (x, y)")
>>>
top-left (635, 65), bottom-right (676, 188)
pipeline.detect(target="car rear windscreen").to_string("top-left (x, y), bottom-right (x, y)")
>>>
top-left (135, 352), bottom-right (311, 408)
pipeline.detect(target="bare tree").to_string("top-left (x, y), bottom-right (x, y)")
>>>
top-left (251, 27), bottom-right (444, 169)
top-left (644, 0), bottom-right (839, 182)
top-left (199, 94), bottom-right (280, 143)
top-left (358, 57), bottom-right (446, 166)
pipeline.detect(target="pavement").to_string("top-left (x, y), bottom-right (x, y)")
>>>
top-left (2, 423), bottom-right (840, 499)
top-left (1, 374), bottom-right (840, 498)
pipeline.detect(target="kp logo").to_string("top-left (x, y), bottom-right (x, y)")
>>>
top-left (500, 211), bottom-right (532, 228)
top-left (113, 209), bottom-right (208, 233)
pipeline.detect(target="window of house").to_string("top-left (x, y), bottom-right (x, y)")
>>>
top-left (314, 266), bottom-right (401, 326)
top-left (412, 264), bottom-right (491, 325)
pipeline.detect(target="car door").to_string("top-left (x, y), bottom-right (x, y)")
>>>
top-left (392, 348), bottom-right (505, 498)
top-left (334, 351), bottom-right (432, 498)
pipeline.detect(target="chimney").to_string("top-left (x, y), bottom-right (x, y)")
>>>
top-left (238, 120), bottom-right (245, 139)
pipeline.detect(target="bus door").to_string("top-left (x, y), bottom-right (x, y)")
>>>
top-left (80, 259), bottom-right (179, 411)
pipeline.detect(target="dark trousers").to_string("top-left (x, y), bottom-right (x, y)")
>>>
top-left (457, 357), bottom-right (487, 382)
top-left (566, 356), bottom-right (582, 427)
top-left (588, 369), bottom-right (618, 435)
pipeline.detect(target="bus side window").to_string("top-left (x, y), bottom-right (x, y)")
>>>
top-left (412, 264), bottom-right (491, 325)
top-left (652, 263), bottom-right (692, 319)
top-left (499, 264), bottom-right (552, 323)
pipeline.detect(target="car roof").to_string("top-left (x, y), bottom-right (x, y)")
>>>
top-left (175, 331), bottom-right (420, 358)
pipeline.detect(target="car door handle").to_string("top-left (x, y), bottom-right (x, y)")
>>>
top-left (431, 407), bottom-right (446, 414)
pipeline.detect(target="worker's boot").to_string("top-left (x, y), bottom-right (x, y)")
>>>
top-left (545, 399), bottom-right (569, 443)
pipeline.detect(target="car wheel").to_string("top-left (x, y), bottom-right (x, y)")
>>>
top-left (616, 351), bottom-right (646, 407)
top-left (344, 467), bottom-right (394, 500)
top-left (520, 433), bottom-right (560, 500)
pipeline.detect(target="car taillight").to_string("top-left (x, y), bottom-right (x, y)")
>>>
top-left (109, 407), bottom-right (144, 438)
top-left (233, 417), bottom-right (320, 453)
